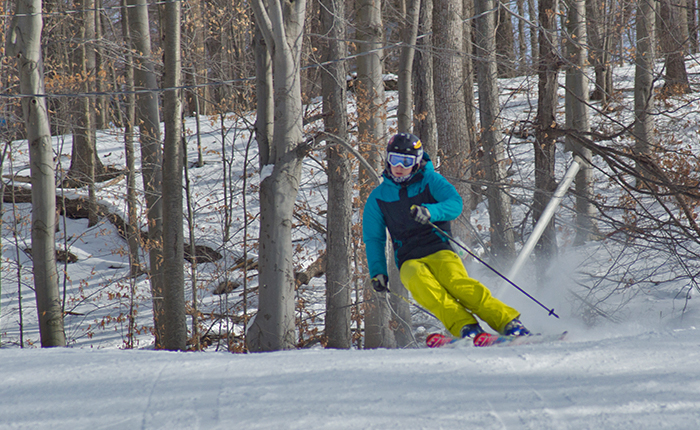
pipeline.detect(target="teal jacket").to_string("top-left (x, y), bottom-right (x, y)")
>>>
top-left (362, 153), bottom-right (463, 278)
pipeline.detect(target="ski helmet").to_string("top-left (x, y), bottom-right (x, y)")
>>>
top-left (386, 133), bottom-right (423, 169)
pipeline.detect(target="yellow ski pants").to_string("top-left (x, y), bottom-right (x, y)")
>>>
top-left (399, 249), bottom-right (520, 337)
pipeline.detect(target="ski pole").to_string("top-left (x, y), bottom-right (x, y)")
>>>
top-left (426, 220), bottom-right (560, 318)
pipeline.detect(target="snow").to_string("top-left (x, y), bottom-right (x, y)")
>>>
top-left (260, 164), bottom-right (274, 182)
top-left (2, 328), bottom-right (700, 429)
top-left (3, 58), bottom-right (700, 428)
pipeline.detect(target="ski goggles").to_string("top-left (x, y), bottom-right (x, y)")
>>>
top-left (387, 152), bottom-right (419, 169)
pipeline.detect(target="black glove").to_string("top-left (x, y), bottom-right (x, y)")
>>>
top-left (410, 205), bottom-right (431, 224)
top-left (371, 274), bottom-right (389, 293)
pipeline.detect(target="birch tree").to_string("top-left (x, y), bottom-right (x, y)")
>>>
top-left (248, 0), bottom-right (307, 352)
top-left (7, 0), bottom-right (66, 347)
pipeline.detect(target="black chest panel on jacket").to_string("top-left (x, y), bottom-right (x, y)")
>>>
top-left (376, 183), bottom-right (452, 268)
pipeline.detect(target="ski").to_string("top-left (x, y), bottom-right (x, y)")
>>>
top-left (473, 331), bottom-right (568, 347)
top-left (426, 333), bottom-right (462, 348)
top-left (426, 331), bottom-right (568, 348)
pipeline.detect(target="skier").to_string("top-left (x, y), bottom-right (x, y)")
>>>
top-left (362, 132), bottom-right (531, 343)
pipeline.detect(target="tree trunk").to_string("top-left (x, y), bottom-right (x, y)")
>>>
top-left (528, 0), bottom-right (538, 68)
top-left (320, 0), bottom-right (352, 349)
top-left (8, 0), bottom-right (66, 347)
top-left (185, 0), bottom-right (210, 117)
top-left (495, 0), bottom-right (516, 77)
top-left (161, 0), bottom-right (187, 351)
top-left (659, 0), bottom-right (690, 94)
top-left (70, 0), bottom-right (99, 227)
top-left (634, 0), bottom-right (656, 181)
top-left (254, 23), bottom-right (273, 170)
top-left (356, 0), bottom-right (393, 349)
top-left (120, 0), bottom-right (141, 278)
top-left (689, 0), bottom-right (698, 54)
top-left (517, 0), bottom-right (527, 73)
top-left (434, 0), bottom-right (471, 242)
top-left (397, 0), bottom-right (421, 132)
top-left (534, 0), bottom-right (560, 270)
top-left (474, 0), bottom-right (515, 261)
top-left (248, 0), bottom-right (307, 352)
top-left (128, 0), bottom-right (165, 347)
top-left (563, 0), bottom-right (597, 245)
top-left (389, 0), bottom-right (420, 349)
top-left (95, 0), bottom-right (108, 129)
top-left (586, 0), bottom-right (612, 103)
top-left (413, 0), bottom-right (437, 156)
top-left (463, 0), bottom-right (477, 164)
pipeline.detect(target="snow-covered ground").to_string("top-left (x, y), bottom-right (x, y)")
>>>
top-left (3, 57), bottom-right (700, 428)
top-left (2, 326), bottom-right (700, 429)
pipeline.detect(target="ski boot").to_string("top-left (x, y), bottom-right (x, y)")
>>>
top-left (461, 323), bottom-right (485, 339)
top-left (502, 319), bottom-right (531, 336)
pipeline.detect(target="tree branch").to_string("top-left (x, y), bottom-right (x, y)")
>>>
top-left (250, 0), bottom-right (275, 50)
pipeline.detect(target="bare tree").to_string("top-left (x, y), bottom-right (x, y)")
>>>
top-left (388, 0), bottom-right (421, 349)
top-left (689, 0), bottom-right (699, 54)
top-left (161, 0), bottom-right (187, 351)
top-left (659, 0), bottom-right (690, 94)
top-left (563, 0), bottom-right (597, 245)
top-left (128, 0), bottom-right (165, 346)
top-left (7, 0), bottom-right (66, 347)
top-left (517, 0), bottom-right (528, 73)
top-left (433, 0), bottom-right (471, 242)
top-left (534, 0), bottom-right (560, 268)
top-left (120, 0), bottom-right (141, 278)
top-left (247, 0), bottom-right (307, 352)
top-left (634, 0), bottom-right (656, 179)
top-left (119, 0), bottom-right (142, 349)
top-left (253, 22), bottom-right (273, 170)
top-left (528, 0), bottom-right (538, 68)
top-left (183, 0), bottom-right (210, 117)
top-left (474, 0), bottom-right (515, 260)
top-left (413, 0), bottom-right (437, 156)
top-left (495, 0), bottom-right (516, 77)
top-left (320, 0), bottom-right (352, 349)
top-left (397, 0), bottom-right (421, 132)
top-left (356, 0), bottom-right (394, 349)
top-left (463, 0), bottom-right (477, 160)
top-left (586, 0), bottom-right (613, 103)
top-left (70, 0), bottom-right (99, 227)
top-left (94, 0), bottom-right (108, 129)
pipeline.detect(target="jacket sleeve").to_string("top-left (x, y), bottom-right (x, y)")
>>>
top-left (362, 192), bottom-right (388, 279)
top-left (422, 170), bottom-right (463, 222)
